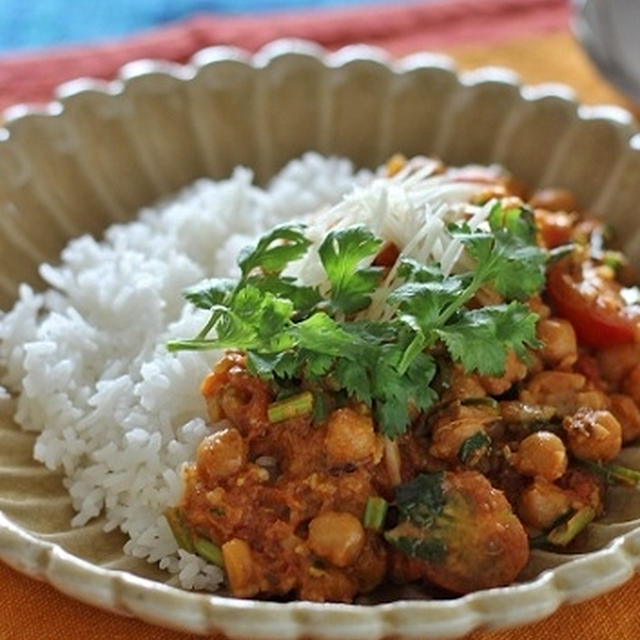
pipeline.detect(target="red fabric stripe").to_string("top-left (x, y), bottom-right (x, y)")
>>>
top-left (0, 0), bottom-right (569, 113)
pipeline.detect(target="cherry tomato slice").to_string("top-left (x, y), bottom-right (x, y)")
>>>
top-left (546, 263), bottom-right (635, 349)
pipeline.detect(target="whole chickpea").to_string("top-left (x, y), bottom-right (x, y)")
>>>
top-left (196, 427), bottom-right (247, 484)
top-left (518, 478), bottom-right (572, 530)
top-left (325, 408), bottom-right (376, 467)
top-left (513, 431), bottom-right (568, 481)
top-left (536, 318), bottom-right (577, 370)
top-left (609, 394), bottom-right (640, 443)
top-left (307, 511), bottom-right (365, 567)
top-left (563, 409), bottom-right (622, 462)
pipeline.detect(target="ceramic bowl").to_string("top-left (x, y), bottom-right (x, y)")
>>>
top-left (2, 39), bottom-right (640, 639)
top-left (572, 0), bottom-right (640, 104)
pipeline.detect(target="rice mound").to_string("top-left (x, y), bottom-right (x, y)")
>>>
top-left (0, 153), bottom-right (368, 590)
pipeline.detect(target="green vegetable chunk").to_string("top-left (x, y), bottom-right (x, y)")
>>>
top-left (363, 496), bottom-right (389, 531)
top-left (577, 459), bottom-right (640, 487)
top-left (267, 391), bottom-right (314, 423)
top-left (164, 507), bottom-right (195, 554)
top-left (194, 536), bottom-right (225, 567)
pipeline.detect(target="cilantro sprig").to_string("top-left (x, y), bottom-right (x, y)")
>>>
top-left (168, 202), bottom-right (546, 437)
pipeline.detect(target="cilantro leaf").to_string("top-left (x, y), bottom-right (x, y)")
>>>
top-left (389, 279), bottom-right (466, 333)
top-left (449, 201), bottom-right (547, 301)
top-left (238, 223), bottom-right (311, 277)
top-left (319, 226), bottom-right (384, 314)
top-left (436, 302), bottom-right (539, 376)
top-left (334, 357), bottom-right (372, 405)
top-left (436, 311), bottom-right (508, 376)
top-left (244, 274), bottom-right (321, 314)
top-left (295, 312), bottom-right (362, 358)
top-left (183, 278), bottom-right (235, 310)
top-left (397, 258), bottom-right (444, 283)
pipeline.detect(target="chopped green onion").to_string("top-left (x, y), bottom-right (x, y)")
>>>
top-left (363, 496), bottom-right (389, 531)
top-left (461, 397), bottom-right (498, 409)
top-left (602, 250), bottom-right (623, 271)
top-left (548, 243), bottom-right (575, 263)
top-left (194, 536), bottom-right (225, 567)
top-left (267, 390), bottom-right (313, 423)
top-left (312, 391), bottom-right (330, 425)
top-left (546, 506), bottom-right (595, 546)
top-left (578, 459), bottom-right (640, 487)
top-left (164, 507), bottom-right (195, 553)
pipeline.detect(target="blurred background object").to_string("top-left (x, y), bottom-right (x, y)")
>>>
top-left (572, 0), bottom-right (640, 104)
top-left (0, 0), bottom-right (408, 51)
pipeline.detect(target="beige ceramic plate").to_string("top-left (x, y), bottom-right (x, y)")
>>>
top-left (2, 39), bottom-right (640, 639)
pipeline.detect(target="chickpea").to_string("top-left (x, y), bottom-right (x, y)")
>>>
top-left (222, 538), bottom-right (258, 597)
top-left (622, 364), bottom-right (640, 407)
top-left (609, 394), bottom-right (640, 443)
top-left (563, 409), bottom-right (622, 462)
top-left (513, 431), bottom-right (568, 481)
top-left (480, 349), bottom-right (527, 396)
top-left (307, 511), bottom-right (365, 567)
top-left (196, 428), bottom-right (247, 484)
top-left (596, 343), bottom-right (640, 385)
top-left (325, 408), bottom-right (376, 466)
top-left (518, 478), bottom-right (572, 530)
top-left (536, 318), bottom-right (577, 370)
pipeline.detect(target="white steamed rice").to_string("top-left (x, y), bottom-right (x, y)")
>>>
top-left (0, 153), bottom-right (369, 590)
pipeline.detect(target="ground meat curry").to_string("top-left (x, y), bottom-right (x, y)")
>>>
top-left (166, 156), bottom-right (640, 602)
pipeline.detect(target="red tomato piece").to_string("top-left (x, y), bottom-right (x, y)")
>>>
top-left (546, 263), bottom-right (635, 349)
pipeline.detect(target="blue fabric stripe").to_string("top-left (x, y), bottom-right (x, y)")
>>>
top-left (0, 0), bottom-right (392, 51)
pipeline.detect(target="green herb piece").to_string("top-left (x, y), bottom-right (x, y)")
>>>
top-left (546, 506), bottom-right (595, 546)
top-left (602, 250), bottom-right (623, 272)
top-left (461, 397), bottom-right (498, 409)
top-left (194, 536), bottom-right (224, 567)
top-left (238, 223), bottom-right (311, 277)
top-left (164, 507), bottom-right (195, 554)
top-left (449, 202), bottom-right (547, 301)
top-left (244, 274), bottom-right (322, 315)
top-left (458, 431), bottom-right (491, 464)
top-left (363, 496), bottom-right (389, 531)
top-left (395, 472), bottom-right (446, 528)
top-left (384, 473), bottom-right (451, 564)
top-left (578, 459), bottom-right (640, 487)
top-left (311, 391), bottom-right (330, 425)
top-left (436, 302), bottom-right (541, 375)
top-left (318, 225), bottom-right (384, 314)
top-left (267, 390), bottom-right (314, 423)
top-left (548, 243), bottom-right (575, 263)
top-left (183, 278), bottom-right (236, 310)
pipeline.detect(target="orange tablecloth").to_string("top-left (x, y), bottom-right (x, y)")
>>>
top-left (2, 1), bottom-right (640, 638)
